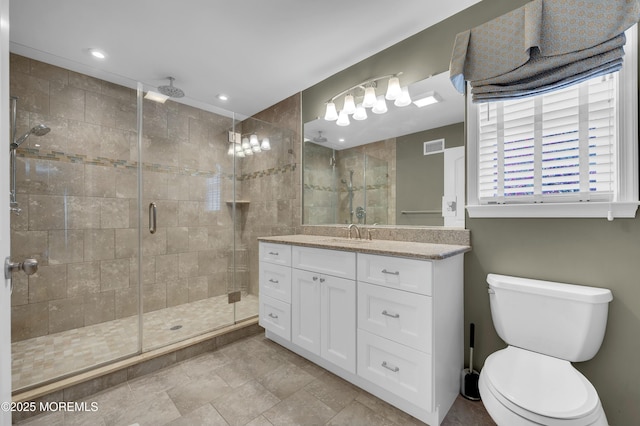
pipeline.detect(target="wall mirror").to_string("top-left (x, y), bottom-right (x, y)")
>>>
top-left (302, 71), bottom-right (465, 228)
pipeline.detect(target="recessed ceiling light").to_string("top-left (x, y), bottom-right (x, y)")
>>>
top-left (338, 138), bottom-right (345, 143)
top-left (88, 48), bottom-right (106, 59)
top-left (217, 94), bottom-right (229, 101)
top-left (144, 90), bottom-right (169, 104)
top-left (413, 91), bottom-right (442, 108)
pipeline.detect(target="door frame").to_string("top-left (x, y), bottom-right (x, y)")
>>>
top-left (1, 0), bottom-right (14, 422)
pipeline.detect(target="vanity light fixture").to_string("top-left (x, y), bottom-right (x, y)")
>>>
top-left (336, 109), bottom-right (350, 126)
top-left (353, 103), bottom-right (367, 121)
top-left (323, 73), bottom-right (411, 126)
top-left (228, 132), bottom-right (272, 157)
top-left (413, 91), bottom-right (442, 107)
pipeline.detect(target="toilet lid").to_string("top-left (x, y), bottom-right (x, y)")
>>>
top-left (484, 347), bottom-right (600, 419)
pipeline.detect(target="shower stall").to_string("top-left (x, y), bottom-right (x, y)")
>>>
top-left (8, 55), bottom-right (295, 393)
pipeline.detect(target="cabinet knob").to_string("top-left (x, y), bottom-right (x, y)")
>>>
top-left (319, 277), bottom-right (325, 283)
top-left (312, 276), bottom-right (318, 281)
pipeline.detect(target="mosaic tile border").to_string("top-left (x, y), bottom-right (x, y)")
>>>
top-left (18, 148), bottom-right (297, 182)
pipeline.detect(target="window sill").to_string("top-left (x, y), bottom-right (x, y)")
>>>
top-left (466, 202), bottom-right (639, 219)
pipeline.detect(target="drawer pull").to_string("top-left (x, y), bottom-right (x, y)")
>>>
top-left (268, 313), bottom-right (279, 319)
top-left (381, 361), bottom-right (399, 373)
top-left (268, 278), bottom-right (279, 284)
top-left (268, 252), bottom-right (279, 256)
top-left (382, 310), bottom-right (400, 319)
top-left (381, 269), bottom-right (400, 276)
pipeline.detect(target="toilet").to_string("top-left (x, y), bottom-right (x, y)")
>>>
top-left (480, 274), bottom-right (613, 426)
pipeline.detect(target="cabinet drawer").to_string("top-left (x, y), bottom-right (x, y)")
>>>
top-left (292, 246), bottom-right (356, 280)
top-left (260, 263), bottom-right (292, 303)
top-left (259, 295), bottom-right (291, 341)
top-left (357, 329), bottom-right (432, 410)
top-left (357, 253), bottom-right (432, 295)
top-left (260, 242), bottom-right (292, 266)
top-left (358, 282), bottom-right (432, 353)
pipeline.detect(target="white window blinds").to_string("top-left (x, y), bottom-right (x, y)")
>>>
top-left (477, 73), bottom-right (617, 204)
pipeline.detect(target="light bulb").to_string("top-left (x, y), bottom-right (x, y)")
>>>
top-left (394, 86), bottom-right (412, 107)
top-left (362, 86), bottom-right (377, 108)
top-left (343, 94), bottom-right (356, 115)
top-left (336, 110), bottom-right (350, 126)
top-left (244, 148), bottom-right (253, 156)
top-left (227, 143), bottom-right (235, 156)
top-left (324, 102), bottom-right (339, 121)
top-left (353, 103), bottom-right (367, 121)
top-left (385, 76), bottom-right (402, 100)
top-left (241, 137), bottom-right (251, 150)
top-left (252, 144), bottom-right (262, 153)
top-left (260, 138), bottom-right (271, 151)
top-left (249, 134), bottom-right (259, 147)
top-left (371, 95), bottom-right (388, 114)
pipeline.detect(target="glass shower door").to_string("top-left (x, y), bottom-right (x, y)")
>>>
top-left (139, 88), bottom-right (237, 351)
top-left (9, 69), bottom-right (142, 391)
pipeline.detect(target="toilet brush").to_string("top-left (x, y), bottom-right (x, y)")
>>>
top-left (461, 323), bottom-right (481, 400)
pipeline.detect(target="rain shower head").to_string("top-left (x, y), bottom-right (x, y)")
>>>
top-left (312, 131), bottom-right (327, 143)
top-left (157, 77), bottom-right (185, 98)
top-left (11, 124), bottom-right (51, 149)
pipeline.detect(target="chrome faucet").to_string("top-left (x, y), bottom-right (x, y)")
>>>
top-left (347, 223), bottom-right (361, 240)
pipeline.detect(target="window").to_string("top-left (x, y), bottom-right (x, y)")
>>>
top-left (467, 26), bottom-right (638, 219)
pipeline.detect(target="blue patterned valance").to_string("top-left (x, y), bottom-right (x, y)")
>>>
top-left (449, 0), bottom-right (640, 102)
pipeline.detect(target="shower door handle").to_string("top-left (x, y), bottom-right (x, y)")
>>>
top-left (149, 202), bottom-right (157, 234)
top-left (5, 257), bottom-right (38, 279)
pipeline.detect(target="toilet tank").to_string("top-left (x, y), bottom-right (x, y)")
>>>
top-left (487, 274), bottom-right (613, 362)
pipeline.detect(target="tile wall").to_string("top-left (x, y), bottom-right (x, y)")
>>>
top-left (8, 54), bottom-right (249, 342)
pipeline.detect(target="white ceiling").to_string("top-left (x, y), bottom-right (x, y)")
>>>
top-left (9, 0), bottom-right (480, 119)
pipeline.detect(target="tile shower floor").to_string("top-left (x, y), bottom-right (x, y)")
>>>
top-left (16, 333), bottom-right (496, 426)
top-left (12, 293), bottom-right (259, 391)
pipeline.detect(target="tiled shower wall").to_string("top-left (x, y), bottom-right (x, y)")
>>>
top-left (241, 95), bottom-right (302, 296)
top-left (9, 54), bottom-right (238, 342)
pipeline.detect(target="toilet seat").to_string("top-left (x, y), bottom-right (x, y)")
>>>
top-left (481, 347), bottom-right (605, 425)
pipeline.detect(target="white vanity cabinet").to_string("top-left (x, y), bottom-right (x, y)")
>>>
top-left (258, 239), bottom-right (464, 426)
top-left (291, 246), bottom-right (356, 373)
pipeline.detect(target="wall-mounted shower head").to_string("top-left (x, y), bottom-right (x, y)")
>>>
top-left (11, 124), bottom-right (51, 149)
top-left (157, 77), bottom-right (185, 98)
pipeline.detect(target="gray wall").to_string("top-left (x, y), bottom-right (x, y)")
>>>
top-left (302, 0), bottom-right (640, 424)
top-left (396, 123), bottom-right (463, 226)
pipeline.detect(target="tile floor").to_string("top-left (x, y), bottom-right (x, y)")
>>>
top-left (12, 294), bottom-right (259, 391)
top-left (16, 333), bottom-right (496, 426)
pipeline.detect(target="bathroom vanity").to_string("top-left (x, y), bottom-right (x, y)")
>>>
top-left (258, 234), bottom-right (470, 425)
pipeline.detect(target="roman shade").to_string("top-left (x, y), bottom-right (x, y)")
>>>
top-left (449, 0), bottom-right (640, 102)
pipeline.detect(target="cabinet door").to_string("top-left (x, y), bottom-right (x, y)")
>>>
top-left (291, 269), bottom-right (321, 355)
top-left (321, 276), bottom-right (356, 373)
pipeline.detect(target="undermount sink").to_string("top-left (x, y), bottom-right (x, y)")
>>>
top-left (320, 237), bottom-right (372, 244)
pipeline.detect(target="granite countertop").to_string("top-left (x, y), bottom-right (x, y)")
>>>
top-left (258, 234), bottom-right (471, 260)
